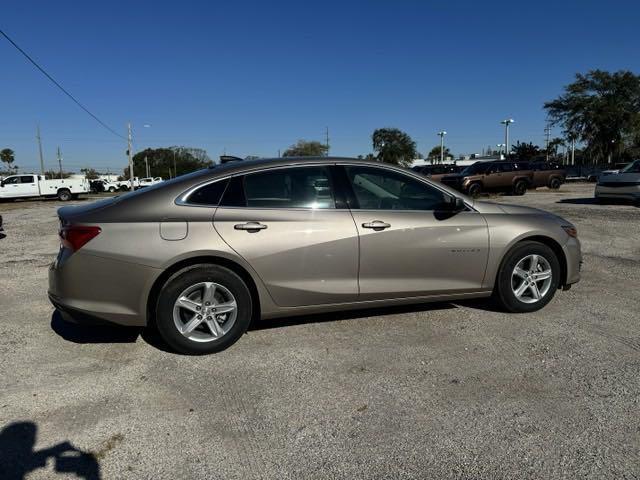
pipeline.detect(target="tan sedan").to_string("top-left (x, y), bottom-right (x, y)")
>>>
top-left (49, 157), bottom-right (581, 354)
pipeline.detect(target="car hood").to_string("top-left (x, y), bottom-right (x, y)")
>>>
top-left (472, 200), bottom-right (574, 227)
top-left (598, 172), bottom-right (640, 184)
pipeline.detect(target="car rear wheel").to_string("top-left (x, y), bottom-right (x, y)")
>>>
top-left (494, 241), bottom-right (560, 313)
top-left (467, 182), bottom-right (482, 197)
top-left (549, 178), bottom-right (562, 190)
top-left (155, 264), bottom-right (252, 354)
top-left (513, 180), bottom-right (528, 196)
top-left (108, 187), bottom-right (116, 193)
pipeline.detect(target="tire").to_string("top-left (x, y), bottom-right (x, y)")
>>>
top-left (155, 264), bottom-right (253, 355)
top-left (549, 178), bottom-right (562, 190)
top-left (513, 180), bottom-right (528, 196)
top-left (466, 182), bottom-right (482, 197)
top-left (108, 187), bottom-right (116, 193)
top-left (493, 241), bottom-right (561, 313)
top-left (57, 189), bottom-right (72, 201)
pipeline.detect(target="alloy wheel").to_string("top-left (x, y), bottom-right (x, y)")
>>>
top-left (511, 254), bottom-right (553, 304)
top-left (172, 282), bottom-right (238, 342)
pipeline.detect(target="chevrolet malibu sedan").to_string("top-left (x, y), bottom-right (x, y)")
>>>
top-left (49, 157), bottom-right (581, 354)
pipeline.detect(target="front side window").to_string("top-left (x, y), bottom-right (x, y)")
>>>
top-left (2, 176), bottom-right (19, 185)
top-left (243, 167), bottom-right (335, 209)
top-left (345, 166), bottom-right (449, 211)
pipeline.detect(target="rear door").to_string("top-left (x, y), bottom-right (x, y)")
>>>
top-left (341, 165), bottom-right (489, 300)
top-left (213, 165), bottom-right (359, 307)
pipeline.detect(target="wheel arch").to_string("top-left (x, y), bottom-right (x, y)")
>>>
top-left (497, 235), bottom-right (568, 288)
top-left (146, 255), bottom-right (262, 327)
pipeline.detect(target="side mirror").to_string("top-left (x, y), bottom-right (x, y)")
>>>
top-left (444, 196), bottom-right (465, 212)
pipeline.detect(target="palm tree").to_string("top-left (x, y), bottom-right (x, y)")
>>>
top-left (427, 145), bottom-right (452, 164)
top-left (1, 148), bottom-right (15, 172)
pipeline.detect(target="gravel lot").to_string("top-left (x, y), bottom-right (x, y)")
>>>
top-left (1, 184), bottom-right (639, 479)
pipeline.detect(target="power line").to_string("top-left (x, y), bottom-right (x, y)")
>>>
top-left (0, 28), bottom-right (125, 140)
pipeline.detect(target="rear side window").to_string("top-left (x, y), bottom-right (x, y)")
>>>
top-left (20, 176), bottom-right (35, 183)
top-left (243, 167), bottom-right (336, 209)
top-left (185, 179), bottom-right (229, 206)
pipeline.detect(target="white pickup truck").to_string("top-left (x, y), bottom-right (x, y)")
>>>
top-left (138, 176), bottom-right (163, 188)
top-left (0, 174), bottom-right (90, 201)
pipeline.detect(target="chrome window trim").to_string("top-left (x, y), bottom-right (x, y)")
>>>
top-left (175, 163), bottom-right (341, 210)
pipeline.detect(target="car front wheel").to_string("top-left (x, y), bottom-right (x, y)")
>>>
top-left (155, 264), bottom-right (252, 354)
top-left (494, 241), bottom-right (561, 313)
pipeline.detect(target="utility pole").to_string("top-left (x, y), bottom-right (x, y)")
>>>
top-left (145, 156), bottom-right (149, 178)
top-left (501, 119), bottom-right (514, 159)
top-left (36, 125), bottom-right (45, 176)
top-left (278, 149), bottom-right (281, 157)
top-left (571, 137), bottom-right (575, 166)
top-left (173, 150), bottom-right (177, 178)
top-left (437, 131), bottom-right (447, 164)
top-left (544, 124), bottom-right (551, 161)
top-left (127, 123), bottom-right (134, 190)
top-left (56, 146), bottom-right (63, 179)
top-left (325, 126), bottom-right (330, 156)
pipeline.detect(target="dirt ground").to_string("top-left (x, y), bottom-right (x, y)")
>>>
top-left (0, 183), bottom-right (638, 479)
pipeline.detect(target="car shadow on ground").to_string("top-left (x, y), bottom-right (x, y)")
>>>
top-left (50, 311), bottom-right (140, 344)
top-left (558, 197), bottom-right (639, 207)
top-left (0, 421), bottom-right (100, 479)
top-left (51, 298), bottom-right (502, 353)
top-left (250, 301), bottom-right (462, 331)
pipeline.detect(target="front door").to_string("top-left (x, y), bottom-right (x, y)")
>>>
top-left (342, 165), bottom-right (489, 300)
top-left (213, 165), bottom-right (359, 307)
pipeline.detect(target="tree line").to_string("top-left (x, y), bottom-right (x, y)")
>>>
top-left (2, 69), bottom-right (638, 176)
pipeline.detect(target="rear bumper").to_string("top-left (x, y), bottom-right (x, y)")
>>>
top-left (48, 251), bottom-right (161, 327)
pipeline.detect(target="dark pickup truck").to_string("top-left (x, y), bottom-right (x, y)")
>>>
top-left (440, 160), bottom-right (565, 197)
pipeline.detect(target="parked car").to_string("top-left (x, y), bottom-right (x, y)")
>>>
top-left (595, 159), bottom-right (640, 203)
top-left (139, 177), bottom-right (164, 188)
top-left (412, 164), bottom-right (461, 182)
top-left (90, 179), bottom-right (119, 193)
top-left (440, 161), bottom-right (533, 197)
top-left (0, 174), bottom-right (89, 201)
top-left (528, 161), bottom-right (566, 189)
top-left (49, 157), bottom-right (581, 354)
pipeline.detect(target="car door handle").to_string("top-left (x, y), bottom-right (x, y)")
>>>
top-left (362, 220), bottom-right (391, 230)
top-left (234, 222), bottom-right (268, 232)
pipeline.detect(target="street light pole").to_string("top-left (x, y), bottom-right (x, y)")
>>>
top-left (496, 144), bottom-right (505, 159)
top-left (127, 122), bottom-right (134, 190)
top-left (500, 119), bottom-right (514, 158)
top-left (437, 131), bottom-right (447, 164)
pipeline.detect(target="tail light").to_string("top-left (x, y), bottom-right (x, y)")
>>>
top-left (59, 225), bottom-right (101, 252)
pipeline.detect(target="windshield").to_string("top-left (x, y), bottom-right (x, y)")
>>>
top-left (620, 160), bottom-right (640, 173)
top-left (461, 162), bottom-right (490, 175)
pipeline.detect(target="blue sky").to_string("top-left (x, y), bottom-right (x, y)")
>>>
top-left (2, 0), bottom-right (639, 173)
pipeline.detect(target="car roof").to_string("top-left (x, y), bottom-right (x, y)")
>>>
top-left (209, 156), bottom-right (367, 174)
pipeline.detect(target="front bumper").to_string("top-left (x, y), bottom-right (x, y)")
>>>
top-left (595, 183), bottom-right (640, 201)
top-left (562, 236), bottom-right (582, 286)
